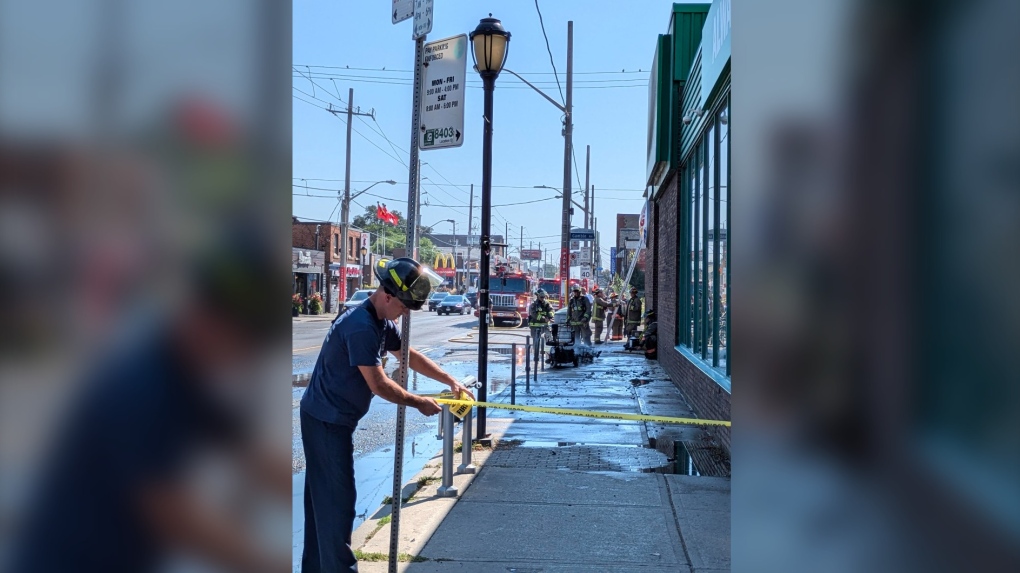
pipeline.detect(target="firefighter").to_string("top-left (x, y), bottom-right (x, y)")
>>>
top-left (642, 309), bottom-right (658, 360)
top-left (527, 288), bottom-right (554, 364)
top-left (590, 286), bottom-right (610, 344)
top-left (567, 285), bottom-right (592, 345)
top-left (610, 292), bottom-right (625, 341)
top-left (624, 286), bottom-right (643, 338)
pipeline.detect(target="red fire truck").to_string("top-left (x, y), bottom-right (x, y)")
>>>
top-left (473, 269), bottom-right (535, 327)
top-left (537, 278), bottom-right (581, 310)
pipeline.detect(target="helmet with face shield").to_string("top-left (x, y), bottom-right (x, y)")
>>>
top-left (373, 257), bottom-right (444, 310)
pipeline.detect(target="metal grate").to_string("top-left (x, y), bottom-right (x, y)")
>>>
top-left (490, 294), bottom-right (516, 307)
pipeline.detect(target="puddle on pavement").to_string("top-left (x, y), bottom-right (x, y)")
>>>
top-left (674, 441), bottom-right (701, 476)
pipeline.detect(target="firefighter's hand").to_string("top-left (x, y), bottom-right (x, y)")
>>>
top-left (448, 382), bottom-right (475, 401)
top-left (416, 396), bottom-right (442, 416)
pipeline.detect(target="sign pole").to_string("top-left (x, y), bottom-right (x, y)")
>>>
top-left (389, 29), bottom-right (425, 573)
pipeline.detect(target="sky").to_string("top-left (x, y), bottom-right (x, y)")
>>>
top-left (292, 0), bottom-right (682, 270)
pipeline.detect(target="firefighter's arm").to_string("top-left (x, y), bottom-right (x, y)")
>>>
top-left (359, 365), bottom-right (442, 415)
top-left (396, 348), bottom-right (476, 400)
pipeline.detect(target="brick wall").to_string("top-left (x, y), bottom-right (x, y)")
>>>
top-left (652, 173), bottom-right (731, 454)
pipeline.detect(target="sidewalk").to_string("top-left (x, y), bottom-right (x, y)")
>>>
top-left (350, 342), bottom-right (731, 572)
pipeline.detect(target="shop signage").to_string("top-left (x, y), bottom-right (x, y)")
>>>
top-left (292, 248), bottom-right (324, 273)
top-left (700, 0), bottom-right (731, 105)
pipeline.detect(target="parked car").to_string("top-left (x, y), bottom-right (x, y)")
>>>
top-left (342, 289), bottom-right (375, 312)
top-left (437, 295), bottom-right (471, 316)
top-left (465, 290), bottom-right (478, 308)
top-left (427, 292), bottom-right (449, 312)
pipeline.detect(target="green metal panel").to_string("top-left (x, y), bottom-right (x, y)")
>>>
top-left (670, 3), bottom-right (710, 88)
top-left (646, 34), bottom-right (673, 187)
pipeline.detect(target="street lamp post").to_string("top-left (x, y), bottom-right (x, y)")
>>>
top-left (340, 179), bottom-right (396, 308)
top-left (470, 14), bottom-right (510, 442)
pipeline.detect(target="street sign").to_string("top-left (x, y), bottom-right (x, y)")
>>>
top-left (569, 251), bottom-right (579, 266)
top-left (570, 228), bottom-right (595, 240)
top-left (580, 264), bottom-right (592, 279)
top-left (579, 247), bottom-right (592, 261)
top-left (413, 0), bottom-right (433, 39)
top-left (419, 34), bottom-right (467, 150)
top-left (610, 247), bottom-right (617, 274)
top-left (570, 239), bottom-right (580, 250)
top-left (392, 0), bottom-right (413, 23)
top-left (521, 249), bottom-right (542, 260)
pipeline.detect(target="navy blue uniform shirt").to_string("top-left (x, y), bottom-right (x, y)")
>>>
top-left (300, 299), bottom-right (402, 428)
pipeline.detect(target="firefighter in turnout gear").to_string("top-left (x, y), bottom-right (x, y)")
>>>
top-left (528, 288), bottom-right (555, 364)
top-left (624, 286), bottom-right (643, 338)
top-left (567, 285), bottom-right (592, 345)
top-left (590, 286), bottom-right (610, 344)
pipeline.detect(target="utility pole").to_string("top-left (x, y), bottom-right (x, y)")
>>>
top-left (519, 227), bottom-right (523, 271)
top-left (329, 88), bottom-right (374, 312)
top-left (587, 145), bottom-right (595, 273)
top-left (559, 21), bottom-right (574, 303)
top-left (591, 185), bottom-right (596, 266)
top-left (467, 183), bottom-right (474, 289)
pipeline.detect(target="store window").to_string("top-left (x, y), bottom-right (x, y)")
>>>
top-left (678, 94), bottom-right (730, 378)
top-left (333, 233), bottom-right (339, 256)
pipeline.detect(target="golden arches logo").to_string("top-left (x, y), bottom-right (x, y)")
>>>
top-left (433, 252), bottom-right (456, 269)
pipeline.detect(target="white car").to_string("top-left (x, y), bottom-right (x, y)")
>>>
top-left (342, 289), bottom-right (375, 312)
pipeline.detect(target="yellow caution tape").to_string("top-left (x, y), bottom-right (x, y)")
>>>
top-left (434, 391), bottom-right (474, 420)
top-left (432, 397), bottom-right (731, 427)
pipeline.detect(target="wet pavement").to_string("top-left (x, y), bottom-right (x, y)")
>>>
top-left (349, 346), bottom-right (732, 572)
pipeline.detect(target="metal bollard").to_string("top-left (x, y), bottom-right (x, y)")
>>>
top-left (540, 335), bottom-right (545, 371)
top-left (510, 343), bottom-right (517, 405)
top-left (457, 407), bottom-right (476, 474)
top-left (525, 336), bottom-right (531, 386)
top-left (437, 406), bottom-right (458, 497)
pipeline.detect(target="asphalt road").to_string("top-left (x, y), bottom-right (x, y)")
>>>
top-left (292, 307), bottom-right (480, 376)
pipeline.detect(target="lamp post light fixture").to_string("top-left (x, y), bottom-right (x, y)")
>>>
top-left (339, 179), bottom-right (397, 307)
top-left (469, 14), bottom-right (510, 442)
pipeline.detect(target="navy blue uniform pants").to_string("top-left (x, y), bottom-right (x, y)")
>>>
top-left (301, 409), bottom-right (358, 572)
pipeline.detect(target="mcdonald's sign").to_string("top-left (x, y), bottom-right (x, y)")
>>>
top-left (433, 252), bottom-right (456, 277)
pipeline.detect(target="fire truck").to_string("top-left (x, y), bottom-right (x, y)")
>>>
top-left (537, 278), bottom-right (581, 310)
top-left (473, 267), bottom-right (535, 327)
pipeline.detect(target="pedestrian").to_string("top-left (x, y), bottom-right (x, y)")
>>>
top-left (300, 257), bottom-right (475, 572)
top-left (527, 288), bottom-right (555, 364)
top-left (590, 286), bottom-right (610, 344)
top-left (624, 286), bottom-right (643, 338)
top-left (567, 285), bottom-right (592, 346)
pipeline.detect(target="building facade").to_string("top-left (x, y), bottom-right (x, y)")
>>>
top-left (292, 218), bottom-right (364, 313)
top-left (645, 1), bottom-right (731, 452)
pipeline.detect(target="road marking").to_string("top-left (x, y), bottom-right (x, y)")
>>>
top-left (293, 345), bottom-right (320, 353)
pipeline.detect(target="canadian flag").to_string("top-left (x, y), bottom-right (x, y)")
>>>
top-left (376, 203), bottom-right (399, 226)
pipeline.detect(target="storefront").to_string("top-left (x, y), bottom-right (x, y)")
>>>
top-left (293, 248), bottom-right (325, 306)
top-left (646, 0), bottom-right (731, 452)
top-left (330, 263), bottom-right (363, 311)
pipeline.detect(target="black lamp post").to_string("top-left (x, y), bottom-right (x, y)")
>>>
top-left (470, 14), bottom-right (510, 441)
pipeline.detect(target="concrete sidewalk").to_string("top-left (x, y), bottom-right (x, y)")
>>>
top-left (350, 344), bottom-right (731, 572)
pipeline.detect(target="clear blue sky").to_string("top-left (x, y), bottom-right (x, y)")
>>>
top-left (293, 0), bottom-right (681, 267)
